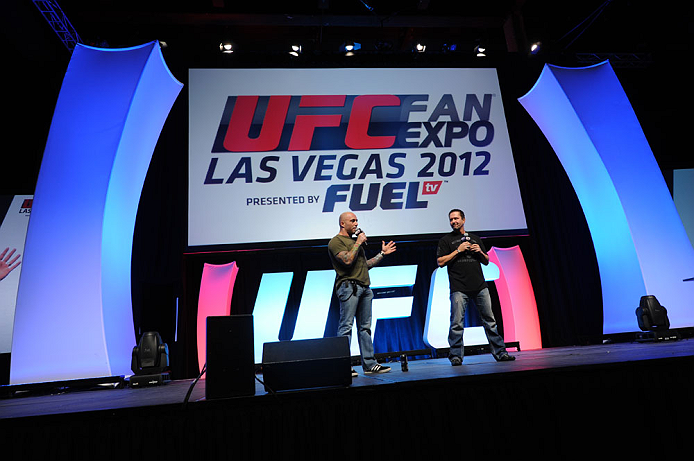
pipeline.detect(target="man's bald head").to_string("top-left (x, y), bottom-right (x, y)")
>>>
top-left (339, 211), bottom-right (356, 226)
top-left (338, 212), bottom-right (358, 236)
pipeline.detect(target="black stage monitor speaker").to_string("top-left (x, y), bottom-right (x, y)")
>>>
top-left (262, 337), bottom-right (351, 392)
top-left (206, 315), bottom-right (255, 399)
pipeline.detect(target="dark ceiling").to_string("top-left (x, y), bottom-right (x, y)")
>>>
top-left (1, 0), bottom-right (691, 195)
top-left (8, 1), bottom-right (690, 66)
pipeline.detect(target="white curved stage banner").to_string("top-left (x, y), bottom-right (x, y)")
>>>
top-left (10, 42), bottom-right (182, 384)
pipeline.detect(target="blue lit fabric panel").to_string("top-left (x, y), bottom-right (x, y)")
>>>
top-left (10, 42), bottom-right (182, 384)
top-left (253, 272), bottom-right (293, 364)
top-left (292, 270), bottom-right (334, 341)
top-left (519, 61), bottom-right (694, 333)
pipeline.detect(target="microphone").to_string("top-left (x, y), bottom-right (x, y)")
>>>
top-left (460, 232), bottom-right (470, 253)
top-left (354, 228), bottom-right (367, 246)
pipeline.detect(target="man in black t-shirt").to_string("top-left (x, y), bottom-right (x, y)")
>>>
top-left (436, 209), bottom-right (515, 365)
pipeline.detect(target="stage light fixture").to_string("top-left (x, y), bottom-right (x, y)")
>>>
top-left (415, 43), bottom-right (427, 52)
top-left (289, 44), bottom-right (302, 57)
top-left (474, 44), bottom-right (486, 57)
top-left (634, 295), bottom-right (680, 342)
top-left (130, 331), bottom-right (170, 387)
top-left (219, 41), bottom-right (234, 53)
top-left (442, 43), bottom-right (457, 52)
top-left (530, 41), bottom-right (542, 55)
top-left (341, 41), bottom-right (361, 56)
top-left (636, 295), bottom-right (670, 331)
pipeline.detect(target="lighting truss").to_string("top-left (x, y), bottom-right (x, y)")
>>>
top-left (33, 0), bottom-right (82, 51)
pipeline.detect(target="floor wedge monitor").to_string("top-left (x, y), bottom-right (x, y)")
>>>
top-left (262, 337), bottom-right (351, 392)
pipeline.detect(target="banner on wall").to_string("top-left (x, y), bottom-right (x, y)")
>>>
top-left (189, 68), bottom-right (526, 247)
top-left (0, 195), bottom-right (32, 354)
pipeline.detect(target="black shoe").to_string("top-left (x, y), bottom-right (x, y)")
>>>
top-left (351, 368), bottom-right (358, 377)
top-left (365, 364), bottom-right (391, 374)
top-left (495, 354), bottom-right (516, 362)
top-left (450, 357), bottom-right (462, 366)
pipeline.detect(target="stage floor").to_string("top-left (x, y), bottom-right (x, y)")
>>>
top-left (2, 337), bottom-right (694, 421)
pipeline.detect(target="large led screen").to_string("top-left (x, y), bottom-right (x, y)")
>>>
top-left (189, 68), bottom-right (526, 247)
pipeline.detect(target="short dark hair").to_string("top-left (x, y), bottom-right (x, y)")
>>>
top-left (448, 209), bottom-right (465, 219)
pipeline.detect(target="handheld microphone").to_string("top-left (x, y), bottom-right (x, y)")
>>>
top-left (460, 232), bottom-right (470, 253)
top-left (354, 228), bottom-right (367, 246)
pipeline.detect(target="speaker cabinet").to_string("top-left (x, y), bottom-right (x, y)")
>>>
top-left (262, 337), bottom-right (351, 392)
top-left (206, 315), bottom-right (255, 399)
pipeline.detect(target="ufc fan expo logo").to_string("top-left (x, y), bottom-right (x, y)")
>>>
top-left (204, 93), bottom-right (497, 212)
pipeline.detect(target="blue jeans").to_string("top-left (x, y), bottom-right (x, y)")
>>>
top-left (448, 288), bottom-right (508, 360)
top-left (336, 281), bottom-right (377, 370)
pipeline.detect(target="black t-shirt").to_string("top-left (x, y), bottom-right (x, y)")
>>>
top-left (436, 231), bottom-right (488, 293)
